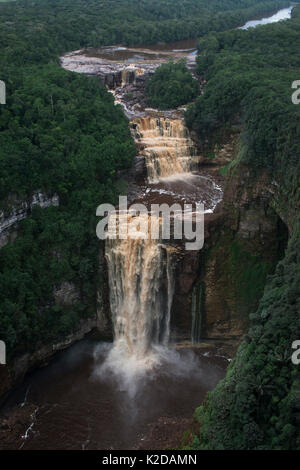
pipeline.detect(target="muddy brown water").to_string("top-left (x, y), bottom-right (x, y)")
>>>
top-left (134, 173), bottom-right (223, 211)
top-left (0, 340), bottom-right (228, 450)
top-left (78, 6), bottom-right (293, 63)
top-left (80, 37), bottom-right (198, 63)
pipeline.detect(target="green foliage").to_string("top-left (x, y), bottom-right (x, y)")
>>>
top-left (189, 222), bottom-right (300, 450)
top-left (0, 65), bottom-right (135, 357)
top-left (184, 7), bottom-right (300, 451)
top-left (230, 240), bottom-right (272, 309)
top-left (0, 0), bottom-right (287, 357)
top-left (0, 0), bottom-right (298, 448)
top-left (0, 0), bottom-right (289, 67)
top-left (0, 65), bottom-right (135, 201)
top-left (146, 60), bottom-right (200, 109)
top-left (185, 8), bottom-right (300, 189)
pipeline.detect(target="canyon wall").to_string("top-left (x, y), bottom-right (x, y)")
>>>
top-left (168, 148), bottom-right (288, 342)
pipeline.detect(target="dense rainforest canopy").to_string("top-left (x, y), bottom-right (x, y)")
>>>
top-left (184, 6), bottom-right (300, 450)
top-left (146, 60), bottom-right (200, 109)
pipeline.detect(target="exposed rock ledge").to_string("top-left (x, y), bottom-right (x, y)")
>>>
top-left (0, 192), bottom-right (59, 249)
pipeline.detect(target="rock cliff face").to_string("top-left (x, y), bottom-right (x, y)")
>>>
top-left (0, 240), bottom-right (112, 404)
top-left (100, 105), bottom-right (287, 346)
top-left (168, 154), bottom-right (288, 342)
top-left (0, 192), bottom-right (59, 249)
top-left (0, 154), bottom-right (282, 405)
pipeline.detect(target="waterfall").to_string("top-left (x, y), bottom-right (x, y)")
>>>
top-left (104, 214), bottom-right (175, 375)
top-left (133, 117), bottom-right (198, 183)
top-left (121, 68), bottom-right (136, 87)
top-left (100, 114), bottom-right (200, 384)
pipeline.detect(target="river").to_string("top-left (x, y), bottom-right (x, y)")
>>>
top-left (0, 5), bottom-right (294, 451)
top-left (239, 5), bottom-right (294, 30)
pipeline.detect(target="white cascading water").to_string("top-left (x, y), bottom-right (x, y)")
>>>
top-left (133, 117), bottom-right (198, 183)
top-left (106, 217), bottom-right (175, 359)
top-left (95, 118), bottom-right (198, 395)
top-left (95, 214), bottom-right (176, 395)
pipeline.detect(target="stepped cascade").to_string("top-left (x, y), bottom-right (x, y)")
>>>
top-left (104, 115), bottom-right (202, 365)
top-left (132, 117), bottom-right (199, 183)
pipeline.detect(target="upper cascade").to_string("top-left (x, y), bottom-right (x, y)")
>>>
top-left (132, 117), bottom-right (199, 183)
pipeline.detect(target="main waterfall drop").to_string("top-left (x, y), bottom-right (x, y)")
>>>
top-left (102, 114), bottom-right (200, 375)
top-left (105, 221), bottom-right (175, 362)
top-left (100, 214), bottom-right (178, 392)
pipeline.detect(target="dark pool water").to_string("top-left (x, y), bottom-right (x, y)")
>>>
top-left (0, 340), bottom-right (227, 450)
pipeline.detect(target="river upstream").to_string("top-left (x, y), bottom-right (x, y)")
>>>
top-left (0, 6), bottom-right (293, 451)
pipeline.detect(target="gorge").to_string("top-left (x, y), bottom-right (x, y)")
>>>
top-left (0, 4), bottom-right (297, 451)
top-left (0, 38), bottom-right (233, 450)
top-left (97, 55), bottom-right (221, 392)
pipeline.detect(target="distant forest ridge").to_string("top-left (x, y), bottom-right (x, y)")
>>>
top-left (0, 0), bottom-right (290, 66)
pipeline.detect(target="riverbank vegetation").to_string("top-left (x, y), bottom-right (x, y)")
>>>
top-left (186, 6), bottom-right (300, 180)
top-left (146, 60), bottom-right (199, 109)
top-left (0, 66), bottom-right (135, 358)
top-left (185, 6), bottom-right (300, 450)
